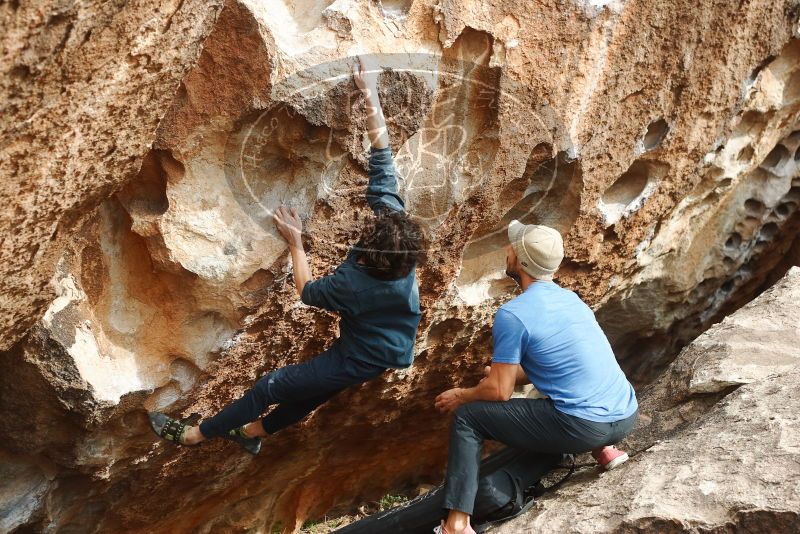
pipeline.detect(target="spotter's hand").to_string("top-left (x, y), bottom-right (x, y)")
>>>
top-left (479, 365), bottom-right (491, 383)
top-left (435, 387), bottom-right (465, 413)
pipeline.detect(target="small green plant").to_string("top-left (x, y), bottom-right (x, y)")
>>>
top-left (378, 493), bottom-right (409, 511)
top-left (300, 517), bottom-right (349, 533)
top-left (295, 491), bottom-right (412, 532)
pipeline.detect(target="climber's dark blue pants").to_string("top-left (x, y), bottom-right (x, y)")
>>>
top-left (198, 348), bottom-right (385, 438)
top-left (442, 398), bottom-right (638, 515)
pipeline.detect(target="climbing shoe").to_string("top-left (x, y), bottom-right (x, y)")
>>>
top-left (592, 445), bottom-right (629, 470)
top-left (223, 426), bottom-right (262, 455)
top-left (149, 412), bottom-right (194, 447)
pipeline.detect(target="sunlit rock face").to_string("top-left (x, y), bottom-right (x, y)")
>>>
top-left (0, 0), bottom-right (224, 351)
top-left (1, 0), bottom-right (800, 532)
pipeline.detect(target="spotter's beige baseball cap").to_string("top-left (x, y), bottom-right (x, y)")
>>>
top-left (507, 220), bottom-right (564, 280)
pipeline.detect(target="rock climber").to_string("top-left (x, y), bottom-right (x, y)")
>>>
top-left (150, 55), bottom-right (424, 455)
top-left (433, 222), bottom-right (639, 534)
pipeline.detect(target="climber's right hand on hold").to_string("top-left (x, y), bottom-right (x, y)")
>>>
top-left (273, 206), bottom-right (303, 248)
top-left (353, 54), bottom-right (379, 100)
top-left (353, 54), bottom-right (389, 150)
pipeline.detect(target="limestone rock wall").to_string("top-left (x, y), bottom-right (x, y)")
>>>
top-left (0, 0), bottom-right (224, 350)
top-left (2, 0), bottom-right (800, 532)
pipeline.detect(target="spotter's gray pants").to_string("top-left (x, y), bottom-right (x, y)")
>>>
top-left (442, 398), bottom-right (638, 515)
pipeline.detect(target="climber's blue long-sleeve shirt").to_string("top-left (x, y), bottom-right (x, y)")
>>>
top-left (301, 147), bottom-right (421, 369)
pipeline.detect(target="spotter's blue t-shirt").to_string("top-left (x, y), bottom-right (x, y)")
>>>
top-left (491, 281), bottom-right (638, 422)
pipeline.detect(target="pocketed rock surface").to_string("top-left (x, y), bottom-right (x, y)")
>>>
top-left (2, 1), bottom-right (800, 532)
top-left (497, 266), bottom-right (800, 533)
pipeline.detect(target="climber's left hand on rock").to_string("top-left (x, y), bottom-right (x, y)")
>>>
top-left (273, 206), bottom-right (303, 247)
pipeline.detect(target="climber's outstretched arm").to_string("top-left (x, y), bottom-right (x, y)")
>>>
top-left (273, 206), bottom-right (312, 297)
top-left (353, 55), bottom-right (389, 149)
top-left (354, 54), bottom-right (405, 213)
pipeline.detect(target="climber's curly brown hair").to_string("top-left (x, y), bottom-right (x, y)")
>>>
top-left (354, 209), bottom-right (426, 280)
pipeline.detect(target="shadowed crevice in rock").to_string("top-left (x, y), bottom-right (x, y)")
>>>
top-left (642, 118), bottom-right (669, 151)
top-left (117, 149), bottom-right (175, 219)
top-left (599, 158), bottom-right (668, 226)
